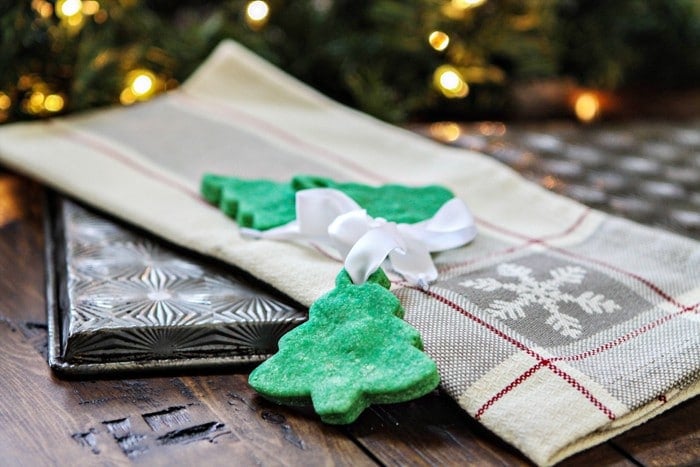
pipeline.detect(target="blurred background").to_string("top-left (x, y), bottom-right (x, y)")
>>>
top-left (1, 0), bottom-right (699, 237)
top-left (1, 0), bottom-right (699, 124)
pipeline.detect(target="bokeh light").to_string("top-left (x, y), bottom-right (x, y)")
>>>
top-left (433, 65), bottom-right (469, 98)
top-left (246, 0), bottom-right (270, 29)
top-left (428, 31), bottom-right (450, 51)
top-left (574, 92), bottom-right (600, 123)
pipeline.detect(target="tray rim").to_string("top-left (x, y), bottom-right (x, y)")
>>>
top-left (44, 193), bottom-right (303, 376)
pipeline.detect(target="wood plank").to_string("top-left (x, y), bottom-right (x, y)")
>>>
top-left (346, 389), bottom-right (531, 466)
top-left (0, 329), bottom-right (376, 466)
top-left (0, 322), bottom-right (97, 465)
top-left (612, 398), bottom-right (700, 467)
top-left (559, 444), bottom-right (635, 467)
top-left (346, 389), bottom-right (635, 466)
top-left (49, 372), bottom-right (376, 466)
top-left (0, 172), bottom-right (45, 325)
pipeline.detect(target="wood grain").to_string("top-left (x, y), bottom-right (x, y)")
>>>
top-left (347, 390), bottom-right (530, 466)
top-left (612, 398), bottom-right (700, 467)
top-left (0, 172), bottom-right (45, 325)
top-left (0, 323), bottom-right (89, 464)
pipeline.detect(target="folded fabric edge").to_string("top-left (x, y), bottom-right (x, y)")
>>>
top-left (545, 379), bottom-right (699, 466)
top-left (183, 40), bottom-right (338, 112)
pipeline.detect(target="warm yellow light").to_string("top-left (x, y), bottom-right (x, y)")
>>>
top-left (440, 71), bottom-right (461, 90)
top-left (58, 0), bottom-right (82, 17)
top-left (574, 92), bottom-right (600, 123)
top-left (25, 91), bottom-right (46, 115)
top-left (428, 31), bottom-right (450, 51)
top-left (452, 0), bottom-right (487, 9)
top-left (434, 65), bottom-right (469, 98)
top-left (246, 0), bottom-right (270, 21)
top-left (29, 91), bottom-right (45, 107)
top-left (44, 94), bottom-right (65, 112)
top-left (430, 122), bottom-right (462, 143)
top-left (0, 93), bottom-right (10, 111)
top-left (66, 13), bottom-right (84, 27)
top-left (120, 88), bottom-right (136, 105)
top-left (32, 0), bottom-right (54, 18)
top-left (39, 3), bottom-right (53, 17)
top-left (124, 69), bottom-right (160, 103)
top-left (478, 122), bottom-right (506, 136)
top-left (82, 0), bottom-right (100, 15)
top-left (131, 74), bottom-right (154, 97)
top-left (0, 176), bottom-right (23, 227)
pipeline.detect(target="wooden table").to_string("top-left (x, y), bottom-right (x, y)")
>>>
top-left (1, 170), bottom-right (698, 466)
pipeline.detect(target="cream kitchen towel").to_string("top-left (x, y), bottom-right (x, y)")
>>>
top-left (0, 41), bottom-right (698, 466)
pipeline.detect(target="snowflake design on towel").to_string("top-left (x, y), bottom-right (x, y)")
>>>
top-left (460, 263), bottom-right (621, 339)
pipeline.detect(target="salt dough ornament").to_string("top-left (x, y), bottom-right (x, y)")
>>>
top-left (200, 174), bottom-right (296, 231)
top-left (292, 175), bottom-right (454, 225)
top-left (201, 174), bottom-right (455, 230)
top-left (248, 268), bottom-right (440, 424)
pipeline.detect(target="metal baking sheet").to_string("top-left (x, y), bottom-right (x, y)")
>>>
top-left (46, 196), bottom-right (307, 375)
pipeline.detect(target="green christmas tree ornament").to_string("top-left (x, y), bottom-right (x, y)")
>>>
top-left (248, 268), bottom-right (440, 424)
top-left (201, 173), bottom-right (456, 230)
top-left (201, 174), bottom-right (297, 230)
top-left (291, 175), bottom-right (455, 225)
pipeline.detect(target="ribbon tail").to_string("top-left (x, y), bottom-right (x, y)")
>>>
top-left (295, 188), bottom-right (361, 236)
top-left (389, 238), bottom-right (438, 288)
top-left (405, 198), bottom-right (477, 252)
top-left (345, 226), bottom-right (406, 284)
top-left (240, 221), bottom-right (301, 240)
top-left (328, 209), bottom-right (375, 258)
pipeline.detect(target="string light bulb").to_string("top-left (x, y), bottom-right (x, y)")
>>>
top-left (245, 0), bottom-right (270, 29)
top-left (131, 74), bottom-right (154, 97)
top-left (44, 94), bottom-right (65, 113)
top-left (121, 69), bottom-right (159, 105)
top-left (56, 0), bottom-right (86, 33)
top-left (57, 0), bottom-right (82, 17)
top-left (428, 31), bottom-right (450, 51)
top-left (430, 122), bottom-right (462, 142)
top-left (452, 0), bottom-right (487, 9)
top-left (81, 0), bottom-right (100, 15)
top-left (574, 92), bottom-right (600, 123)
top-left (0, 93), bottom-right (11, 111)
top-left (433, 65), bottom-right (469, 98)
top-left (31, 0), bottom-right (53, 18)
top-left (28, 91), bottom-right (46, 114)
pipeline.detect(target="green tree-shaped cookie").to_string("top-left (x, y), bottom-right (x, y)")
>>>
top-left (248, 268), bottom-right (440, 424)
top-left (293, 175), bottom-right (455, 224)
top-left (201, 173), bottom-right (455, 230)
top-left (200, 174), bottom-right (297, 230)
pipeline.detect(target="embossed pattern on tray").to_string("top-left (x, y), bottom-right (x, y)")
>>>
top-left (54, 199), bottom-right (307, 367)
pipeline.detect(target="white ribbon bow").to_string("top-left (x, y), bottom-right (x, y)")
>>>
top-left (240, 188), bottom-right (477, 287)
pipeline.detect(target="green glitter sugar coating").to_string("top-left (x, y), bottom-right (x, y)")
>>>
top-left (200, 174), bottom-right (297, 231)
top-left (201, 174), bottom-right (455, 230)
top-left (248, 268), bottom-right (440, 424)
top-left (292, 175), bottom-right (454, 225)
